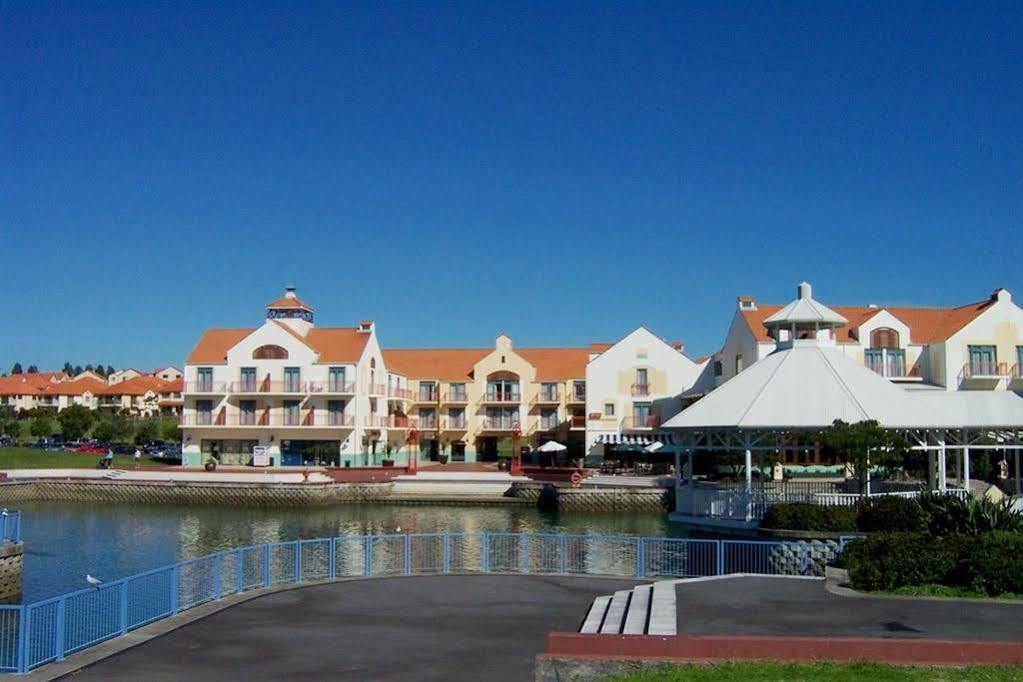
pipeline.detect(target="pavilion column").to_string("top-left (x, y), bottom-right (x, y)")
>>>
top-left (938, 440), bottom-right (947, 493)
top-left (963, 446), bottom-right (971, 494)
top-left (1016, 449), bottom-right (1021, 496)
top-left (926, 450), bottom-right (936, 491)
top-left (744, 448), bottom-right (753, 494)
top-left (955, 450), bottom-right (963, 488)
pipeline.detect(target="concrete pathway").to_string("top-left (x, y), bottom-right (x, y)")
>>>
top-left (59, 575), bottom-right (639, 682)
top-left (675, 576), bottom-right (1023, 640)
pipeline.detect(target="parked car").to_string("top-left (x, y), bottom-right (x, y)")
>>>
top-left (111, 444), bottom-right (135, 455)
top-left (141, 440), bottom-right (166, 454)
top-left (154, 445), bottom-right (182, 462)
top-left (0, 436), bottom-right (12, 447)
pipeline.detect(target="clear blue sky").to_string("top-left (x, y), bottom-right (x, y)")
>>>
top-left (2, 1), bottom-right (1020, 371)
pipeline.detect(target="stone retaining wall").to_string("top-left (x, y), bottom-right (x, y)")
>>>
top-left (0, 542), bottom-right (23, 601)
top-left (513, 484), bottom-right (670, 513)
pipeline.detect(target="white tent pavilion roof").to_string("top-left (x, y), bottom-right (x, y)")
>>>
top-left (662, 343), bottom-right (967, 431)
top-left (912, 392), bottom-right (1023, 429)
top-left (762, 282), bottom-right (848, 328)
top-left (536, 440), bottom-right (567, 452)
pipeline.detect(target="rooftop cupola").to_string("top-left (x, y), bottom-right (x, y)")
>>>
top-left (266, 286), bottom-right (314, 335)
top-left (762, 282), bottom-right (847, 349)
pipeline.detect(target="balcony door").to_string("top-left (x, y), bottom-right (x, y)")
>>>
top-left (284, 367), bottom-right (302, 393)
top-left (240, 367), bottom-right (257, 392)
top-left (969, 345), bottom-right (997, 375)
top-left (633, 402), bottom-right (652, 427)
top-left (328, 367), bottom-right (346, 392)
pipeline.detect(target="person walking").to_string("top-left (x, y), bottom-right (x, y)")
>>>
top-left (103, 447), bottom-right (114, 469)
top-left (133, 447), bottom-right (142, 470)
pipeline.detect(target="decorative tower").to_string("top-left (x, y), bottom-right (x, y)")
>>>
top-left (762, 282), bottom-right (847, 349)
top-left (265, 286), bottom-right (314, 336)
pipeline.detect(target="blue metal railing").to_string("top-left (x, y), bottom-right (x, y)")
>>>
top-left (0, 531), bottom-right (846, 674)
top-left (0, 512), bottom-right (19, 545)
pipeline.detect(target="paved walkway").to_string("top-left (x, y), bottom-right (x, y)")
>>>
top-left (60, 575), bottom-right (639, 681)
top-left (675, 576), bottom-right (1023, 640)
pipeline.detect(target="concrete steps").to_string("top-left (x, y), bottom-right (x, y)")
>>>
top-left (391, 471), bottom-right (530, 496)
top-left (578, 580), bottom-right (675, 636)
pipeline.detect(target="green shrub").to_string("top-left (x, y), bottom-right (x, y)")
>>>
top-left (957, 531), bottom-right (1023, 596)
top-left (855, 496), bottom-right (927, 533)
top-left (761, 503), bottom-right (857, 532)
top-left (844, 532), bottom-right (961, 591)
top-left (919, 494), bottom-right (1023, 536)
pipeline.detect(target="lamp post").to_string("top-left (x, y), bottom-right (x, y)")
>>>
top-left (511, 423), bottom-right (522, 476)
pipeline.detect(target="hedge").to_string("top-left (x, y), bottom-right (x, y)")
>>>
top-left (761, 503), bottom-right (857, 532)
top-left (844, 531), bottom-right (1023, 596)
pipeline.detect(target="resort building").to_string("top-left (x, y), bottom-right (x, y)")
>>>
top-left (584, 327), bottom-right (708, 459)
top-left (714, 285), bottom-right (1023, 393)
top-left (181, 288), bottom-right (707, 468)
top-left (106, 368), bottom-right (143, 385)
top-left (152, 366), bottom-right (184, 383)
top-left (95, 375), bottom-right (183, 417)
top-left (181, 288), bottom-right (389, 467)
top-left (0, 372), bottom-right (69, 412)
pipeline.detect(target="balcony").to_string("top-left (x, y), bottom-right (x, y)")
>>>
top-left (367, 383), bottom-right (387, 396)
top-left (1012, 364), bottom-right (1023, 382)
top-left (442, 417), bottom-right (468, 431)
top-left (184, 381), bottom-right (228, 394)
top-left (414, 416), bottom-right (438, 431)
top-left (308, 380), bottom-right (357, 394)
top-left (531, 390), bottom-right (560, 405)
top-left (865, 360), bottom-right (923, 380)
top-left (442, 391), bottom-right (469, 404)
top-left (569, 415), bottom-right (586, 429)
top-left (623, 414), bottom-right (660, 430)
top-left (480, 416), bottom-right (519, 431)
top-left (481, 392), bottom-right (521, 404)
top-left (414, 390), bottom-right (439, 404)
top-left (181, 412), bottom-right (354, 428)
top-left (566, 391), bottom-right (586, 404)
top-left (959, 362), bottom-right (1009, 383)
top-left (229, 380), bottom-right (304, 394)
top-left (302, 412), bottom-right (355, 427)
top-left (630, 383), bottom-right (650, 397)
top-left (387, 386), bottom-right (413, 400)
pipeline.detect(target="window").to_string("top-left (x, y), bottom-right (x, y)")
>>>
top-left (486, 380), bottom-right (520, 402)
top-left (1017, 346), bottom-right (1023, 376)
top-left (196, 400), bottom-right (213, 425)
top-left (447, 408), bottom-right (466, 429)
top-left (419, 381), bottom-right (437, 402)
top-left (328, 367), bottom-right (347, 392)
top-left (735, 355), bottom-right (743, 374)
top-left (448, 383), bottom-right (466, 401)
top-left (540, 407), bottom-right (559, 430)
top-left (484, 407), bottom-right (518, 429)
top-left (633, 369), bottom-right (649, 395)
top-left (968, 345), bottom-right (998, 375)
top-left (865, 348), bottom-right (906, 377)
top-left (283, 367), bottom-right (301, 392)
top-left (419, 407), bottom-right (437, 428)
top-left (239, 367), bottom-right (257, 392)
top-left (197, 367), bottom-right (213, 392)
top-left (540, 382), bottom-right (559, 401)
top-left (604, 403), bottom-right (615, 417)
top-left (252, 345), bottom-right (288, 360)
top-left (283, 400), bottom-right (300, 426)
top-left (239, 400), bottom-right (257, 426)
top-left (632, 402), bottom-right (652, 427)
top-left (870, 328), bottom-right (900, 349)
top-left (572, 381), bottom-right (586, 401)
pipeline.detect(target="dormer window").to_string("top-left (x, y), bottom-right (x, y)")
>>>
top-left (253, 345), bottom-right (288, 360)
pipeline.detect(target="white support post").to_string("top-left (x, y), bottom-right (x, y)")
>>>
top-left (744, 446), bottom-right (753, 522)
top-left (1016, 450), bottom-right (1021, 496)
top-left (864, 450), bottom-right (871, 497)
top-left (963, 446), bottom-right (971, 494)
top-left (938, 440), bottom-right (947, 493)
top-left (927, 450), bottom-right (936, 491)
top-left (955, 450), bottom-right (963, 488)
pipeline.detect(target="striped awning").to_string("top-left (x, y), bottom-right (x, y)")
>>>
top-left (596, 433), bottom-right (676, 446)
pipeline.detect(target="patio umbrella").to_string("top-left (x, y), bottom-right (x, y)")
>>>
top-left (536, 440), bottom-right (567, 453)
top-left (644, 441), bottom-right (682, 454)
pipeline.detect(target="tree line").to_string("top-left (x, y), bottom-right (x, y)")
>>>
top-left (0, 406), bottom-right (180, 444)
top-left (4, 362), bottom-right (119, 378)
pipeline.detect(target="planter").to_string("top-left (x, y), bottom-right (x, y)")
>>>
top-left (438, 455), bottom-right (449, 465)
top-left (204, 460), bottom-right (217, 472)
top-left (381, 459), bottom-right (395, 468)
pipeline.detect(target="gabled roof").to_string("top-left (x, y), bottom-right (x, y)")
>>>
top-left (740, 300), bottom-right (994, 345)
top-left (98, 375), bottom-right (176, 396)
top-left (762, 283), bottom-right (848, 327)
top-left (515, 348), bottom-right (589, 381)
top-left (304, 328), bottom-right (371, 362)
top-left (0, 372), bottom-right (64, 396)
top-left (381, 346), bottom-right (590, 382)
top-left (266, 295), bottom-right (313, 312)
top-left (383, 349), bottom-right (489, 381)
top-left (186, 329), bottom-right (255, 364)
top-left (42, 376), bottom-right (107, 396)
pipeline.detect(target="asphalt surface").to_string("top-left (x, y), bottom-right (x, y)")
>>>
top-left (676, 576), bottom-right (1023, 640)
top-left (62, 575), bottom-right (639, 682)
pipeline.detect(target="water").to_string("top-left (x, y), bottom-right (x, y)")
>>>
top-left (17, 501), bottom-right (683, 602)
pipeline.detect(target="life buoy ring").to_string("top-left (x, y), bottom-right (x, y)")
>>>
top-left (570, 471), bottom-right (583, 487)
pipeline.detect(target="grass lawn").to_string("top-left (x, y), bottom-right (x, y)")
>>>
top-left (0, 446), bottom-right (158, 470)
top-left (603, 662), bottom-right (1023, 681)
top-left (883, 584), bottom-right (1023, 601)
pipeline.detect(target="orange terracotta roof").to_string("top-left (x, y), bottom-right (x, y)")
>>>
top-left (163, 378), bottom-right (183, 392)
top-left (186, 328), bottom-right (255, 364)
top-left (516, 348), bottom-right (590, 381)
top-left (0, 372), bottom-right (64, 395)
top-left (42, 376), bottom-right (107, 396)
top-left (266, 295), bottom-right (313, 311)
top-left (739, 299), bottom-right (995, 345)
top-left (304, 328), bottom-right (371, 363)
top-left (383, 349), bottom-right (489, 381)
top-left (98, 375), bottom-right (177, 396)
top-left (588, 342), bottom-right (614, 353)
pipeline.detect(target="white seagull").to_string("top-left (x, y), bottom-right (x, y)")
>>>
top-left (396, 526), bottom-right (402, 533)
top-left (85, 574), bottom-right (103, 588)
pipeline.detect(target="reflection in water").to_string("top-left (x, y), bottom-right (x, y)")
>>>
top-left (17, 501), bottom-right (683, 602)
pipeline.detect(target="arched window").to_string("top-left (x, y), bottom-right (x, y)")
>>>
top-left (870, 328), bottom-right (900, 349)
top-left (252, 345), bottom-right (288, 360)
